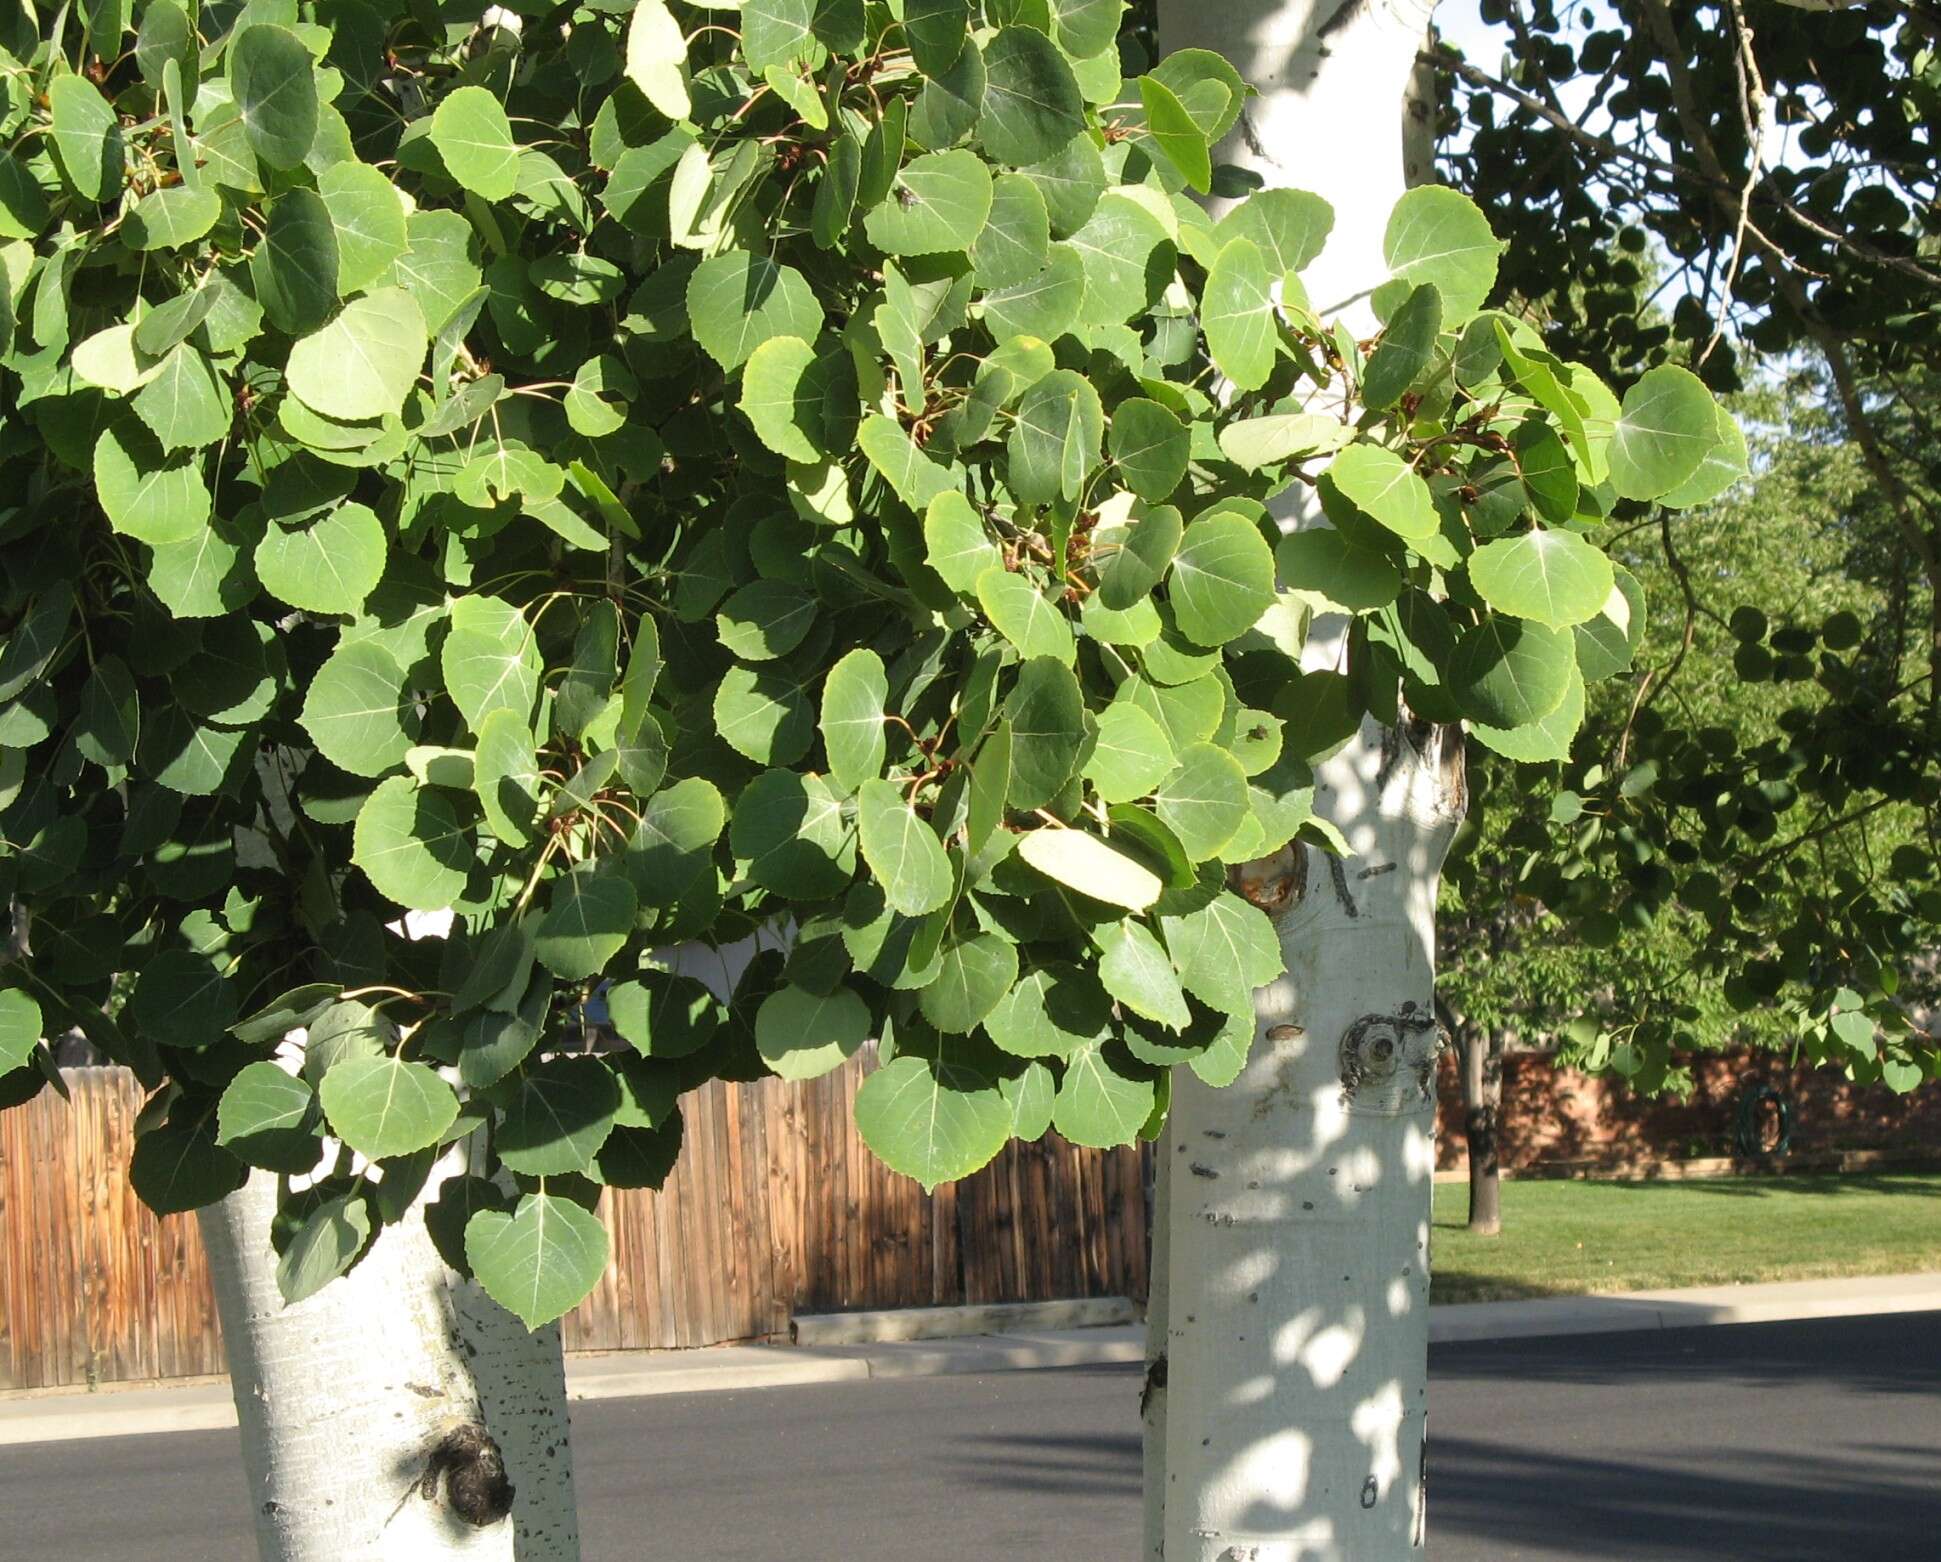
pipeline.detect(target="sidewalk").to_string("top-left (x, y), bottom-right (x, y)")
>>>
top-left (3, 1271), bottom-right (1934, 1447)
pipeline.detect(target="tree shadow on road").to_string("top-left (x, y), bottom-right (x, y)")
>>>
top-left (1429, 1435), bottom-right (1941, 1560)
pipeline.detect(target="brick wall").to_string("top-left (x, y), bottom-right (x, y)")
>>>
top-left (1435, 1047), bottom-right (1941, 1172)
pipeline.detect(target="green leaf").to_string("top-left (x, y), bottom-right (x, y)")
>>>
top-left (687, 252), bottom-right (824, 370)
top-left (715, 663), bottom-right (816, 765)
top-left (301, 640), bottom-right (416, 778)
top-left (731, 769), bottom-right (853, 898)
top-left (1098, 919), bottom-right (1189, 1029)
top-left (905, 0), bottom-right (969, 75)
top-left (256, 504), bottom-right (386, 616)
top-left (230, 25), bottom-right (320, 172)
top-left (742, 0), bottom-right (822, 71)
top-left (1327, 444), bottom-right (1439, 541)
top-left (1217, 413), bottom-right (1352, 473)
top-left (49, 75), bottom-right (123, 202)
top-left (498, 1056), bottom-right (620, 1175)
top-left (466, 1191), bottom-right (611, 1328)
top-left (1468, 529), bottom-right (1615, 630)
top-left (739, 335), bottom-right (856, 462)
top-left (0, 989), bottom-right (43, 1074)
top-left (95, 424), bottom-right (209, 546)
top-left (1138, 75), bottom-right (1211, 193)
top-left (1110, 400), bottom-right (1190, 503)
top-left (1168, 513), bottom-right (1275, 646)
top-left (1005, 656), bottom-right (1084, 808)
top-left (430, 86), bottom-right (520, 200)
top-left (1016, 827), bottom-right (1162, 910)
top-left (1203, 238), bottom-right (1277, 392)
top-left (858, 778), bottom-right (954, 915)
top-left (983, 962), bottom-right (1110, 1058)
top-left (756, 983), bottom-right (872, 1079)
top-left (609, 970), bottom-right (722, 1059)
top-left (910, 36), bottom-right (985, 148)
top-left (1278, 529), bottom-right (1399, 613)
top-left (1050, 0), bottom-right (1126, 58)
top-left (286, 289), bottom-right (429, 422)
top-left (970, 173), bottom-right (1051, 289)
top-left (1215, 189), bottom-right (1333, 277)
top-left (854, 1053), bottom-right (1009, 1191)
top-left (352, 776), bottom-right (474, 910)
top-left (717, 579), bottom-right (817, 661)
top-left (981, 27), bottom-right (1086, 166)
top-left (318, 161), bottom-right (410, 294)
top-left (625, 0), bottom-right (691, 119)
top-left (1450, 617), bottom-right (1577, 728)
top-left (859, 413), bottom-right (958, 510)
top-left (536, 868), bottom-right (637, 981)
top-left (978, 569), bottom-right (1076, 665)
top-left (1007, 368), bottom-right (1103, 504)
top-left (923, 492), bottom-right (1004, 595)
top-left (1608, 365), bottom-right (1720, 501)
top-left (980, 245), bottom-right (1086, 341)
top-left (319, 1055), bottom-right (460, 1161)
top-left (920, 932), bottom-right (1019, 1032)
top-left (1660, 403), bottom-right (1748, 509)
top-left (1468, 662), bottom-right (1584, 762)
top-left (1068, 193), bottom-right (1169, 327)
top-left (1362, 282), bottom-right (1442, 410)
top-left (255, 189), bottom-right (341, 336)
top-left (124, 185), bottom-right (222, 250)
top-left (820, 648), bottom-right (889, 792)
top-left (1053, 1040), bottom-right (1156, 1148)
top-left (130, 1117), bottom-right (245, 1215)
top-left (133, 345), bottom-right (231, 454)
top-left (1161, 890), bottom-right (1283, 1010)
top-left (74, 656), bottom-right (139, 769)
top-left (443, 597), bottom-right (541, 733)
top-left (1095, 503), bottom-right (1182, 611)
top-left (1152, 742), bottom-right (1250, 859)
top-left (864, 149), bottom-right (995, 255)
top-left (1574, 564), bottom-right (1647, 683)
top-left (1383, 185), bottom-right (1502, 323)
top-left (276, 1192), bottom-right (372, 1305)
top-left (1083, 703), bottom-right (1175, 803)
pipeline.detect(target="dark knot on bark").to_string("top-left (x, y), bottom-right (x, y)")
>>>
top-left (420, 1423), bottom-right (515, 1528)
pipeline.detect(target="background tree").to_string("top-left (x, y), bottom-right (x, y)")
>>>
top-left (1426, 1), bottom-right (1941, 1236)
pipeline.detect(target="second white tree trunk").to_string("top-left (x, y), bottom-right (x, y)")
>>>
top-left (1151, 1), bottom-right (1453, 1556)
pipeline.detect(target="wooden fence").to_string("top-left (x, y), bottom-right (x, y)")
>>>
top-left (0, 1063), bottom-right (1151, 1393)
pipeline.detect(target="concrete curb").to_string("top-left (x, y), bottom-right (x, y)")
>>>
top-left (4, 1272), bottom-right (1935, 1446)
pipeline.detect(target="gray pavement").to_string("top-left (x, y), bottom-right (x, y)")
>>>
top-left (2, 1313), bottom-right (1934, 1561)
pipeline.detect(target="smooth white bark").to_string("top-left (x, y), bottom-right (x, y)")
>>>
top-left (201, 1155), bottom-right (580, 1562)
top-left (1153, 2), bottom-right (1455, 1557)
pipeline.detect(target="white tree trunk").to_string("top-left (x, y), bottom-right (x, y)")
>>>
top-left (200, 1157), bottom-right (580, 1562)
top-left (1151, 2), bottom-right (1456, 1558)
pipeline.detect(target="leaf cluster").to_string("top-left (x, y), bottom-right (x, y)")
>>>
top-left (0, 0), bottom-right (1729, 1325)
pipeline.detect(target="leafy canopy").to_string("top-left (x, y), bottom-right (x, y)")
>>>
top-left (0, 0), bottom-right (1728, 1327)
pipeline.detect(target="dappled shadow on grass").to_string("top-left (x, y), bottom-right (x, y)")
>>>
top-left (1429, 1272), bottom-right (1577, 1304)
top-left (1588, 1172), bottom-right (1941, 1200)
top-left (1430, 1435), bottom-right (1941, 1560)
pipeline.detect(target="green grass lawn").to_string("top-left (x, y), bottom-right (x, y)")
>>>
top-left (1429, 1172), bottom-right (1941, 1304)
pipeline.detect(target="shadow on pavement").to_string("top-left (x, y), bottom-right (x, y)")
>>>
top-left (1429, 1435), bottom-right (1940, 1561)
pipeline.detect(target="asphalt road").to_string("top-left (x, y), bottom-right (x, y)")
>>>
top-left (5, 1315), bottom-right (1935, 1561)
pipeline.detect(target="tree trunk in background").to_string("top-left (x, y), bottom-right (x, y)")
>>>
top-left (1150, 1), bottom-right (1455, 1557)
top-left (200, 1159), bottom-right (580, 1562)
top-left (1443, 1001), bottom-right (1505, 1237)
